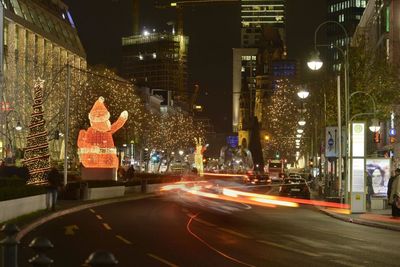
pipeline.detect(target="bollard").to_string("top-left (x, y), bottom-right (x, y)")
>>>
top-left (28, 237), bottom-right (54, 267)
top-left (0, 223), bottom-right (20, 267)
top-left (85, 250), bottom-right (118, 267)
top-left (141, 178), bottom-right (147, 193)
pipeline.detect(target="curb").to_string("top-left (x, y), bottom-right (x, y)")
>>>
top-left (16, 193), bottom-right (155, 241)
top-left (316, 206), bottom-right (400, 232)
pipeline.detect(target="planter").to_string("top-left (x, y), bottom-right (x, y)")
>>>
top-left (87, 186), bottom-right (125, 200)
top-left (0, 194), bottom-right (46, 223)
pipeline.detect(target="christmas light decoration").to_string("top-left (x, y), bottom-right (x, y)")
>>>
top-left (24, 78), bottom-right (51, 185)
top-left (77, 97), bottom-right (128, 168)
top-left (194, 137), bottom-right (207, 176)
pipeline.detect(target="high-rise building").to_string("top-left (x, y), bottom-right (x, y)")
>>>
top-left (233, 0), bottom-right (288, 135)
top-left (327, 0), bottom-right (367, 70)
top-left (240, 0), bottom-right (285, 48)
top-left (120, 31), bottom-right (188, 104)
top-left (0, 0), bottom-right (86, 158)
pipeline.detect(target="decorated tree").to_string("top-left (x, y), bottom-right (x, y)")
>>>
top-left (262, 79), bottom-right (310, 161)
top-left (23, 79), bottom-right (51, 185)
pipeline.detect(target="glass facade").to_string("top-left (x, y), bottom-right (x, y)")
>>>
top-left (2, 0), bottom-right (83, 56)
top-left (241, 0), bottom-right (285, 28)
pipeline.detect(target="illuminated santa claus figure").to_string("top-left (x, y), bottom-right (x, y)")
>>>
top-left (78, 96), bottom-right (128, 168)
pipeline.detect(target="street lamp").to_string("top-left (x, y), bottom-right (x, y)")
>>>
top-left (178, 150), bottom-right (184, 156)
top-left (298, 118), bottom-right (306, 126)
top-left (297, 87), bottom-right (310, 99)
top-left (369, 118), bottom-right (380, 133)
top-left (308, 20), bottom-right (349, 204)
top-left (296, 134), bottom-right (302, 138)
top-left (15, 122), bottom-right (22, 131)
top-left (307, 50), bottom-right (323, 71)
top-left (297, 129), bottom-right (304, 134)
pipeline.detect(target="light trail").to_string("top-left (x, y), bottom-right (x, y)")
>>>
top-left (160, 180), bottom-right (349, 211)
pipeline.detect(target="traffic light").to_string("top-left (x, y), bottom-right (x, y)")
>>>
top-left (143, 149), bottom-right (149, 161)
top-left (54, 130), bottom-right (60, 140)
top-left (373, 132), bottom-right (380, 143)
top-left (275, 151), bottom-right (280, 159)
top-left (390, 136), bottom-right (396, 143)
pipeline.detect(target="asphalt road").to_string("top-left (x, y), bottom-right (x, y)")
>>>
top-left (19, 192), bottom-right (400, 267)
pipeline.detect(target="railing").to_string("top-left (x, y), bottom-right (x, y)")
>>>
top-left (1, 223), bottom-right (118, 267)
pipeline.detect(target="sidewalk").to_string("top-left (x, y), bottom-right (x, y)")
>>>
top-left (311, 190), bottom-right (400, 231)
top-left (1, 192), bottom-right (155, 241)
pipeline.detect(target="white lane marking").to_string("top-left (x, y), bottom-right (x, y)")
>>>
top-left (257, 240), bottom-right (319, 257)
top-left (187, 214), bottom-right (256, 267)
top-left (147, 253), bottom-right (179, 267)
top-left (218, 227), bottom-right (251, 239)
top-left (89, 209), bottom-right (96, 213)
top-left (96, 215), bottom-right (103, 220)
top-left (330, 259), bottom-right (366, 267)
top-left (102, 223), bottom-right (112, 230)
top-left (116, 235), bottom-right (132, 245)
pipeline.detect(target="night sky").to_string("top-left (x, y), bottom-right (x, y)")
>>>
top-left (64, 0), bottom-right (327, 133)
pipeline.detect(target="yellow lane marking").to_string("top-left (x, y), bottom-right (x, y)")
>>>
top-left (102, 223), bottom-right (112, 230)
top-left (96, 215), bottom-right (103, 220)
top-left (257, 240), bottom-right (319, 257)
top-left (147, 253), bottom-right (179, 267)
top-left (89, 209), bottom-right (96, 213)
top-left (218, 227), bottom-right (251, 239)
top-left (64, 225), bottom-right (79, 235)
top-left (194, 218), bottom-right (216, 227)
top-left (116, 235), bottom-right (132, 245)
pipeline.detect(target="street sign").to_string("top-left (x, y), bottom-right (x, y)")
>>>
top-left (389, 128), bottom-right (396, 136)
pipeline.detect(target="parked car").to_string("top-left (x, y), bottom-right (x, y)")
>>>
top-left (279, 177), bottom-right (310, 199)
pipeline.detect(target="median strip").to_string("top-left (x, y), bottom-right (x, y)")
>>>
top-left (147, 253), bottom-right (178, 267)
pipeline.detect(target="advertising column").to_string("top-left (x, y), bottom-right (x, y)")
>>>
top-left (350, 122), bottom-right (366, 213)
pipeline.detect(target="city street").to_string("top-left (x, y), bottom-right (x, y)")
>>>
top-left (19, 194), bottom-right (400, 267)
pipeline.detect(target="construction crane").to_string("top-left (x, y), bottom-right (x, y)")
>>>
top-left (155, 0), bottom-right (239, 35)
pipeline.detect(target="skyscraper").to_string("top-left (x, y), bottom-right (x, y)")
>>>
top-left (327, 0), bottom-right (367, 70)
top-left (240, 0), bottom-right (285, 48)
top-left (233, 0), bottom-right (287, 136)
top-left (120, 31), bottom-right (189, 104)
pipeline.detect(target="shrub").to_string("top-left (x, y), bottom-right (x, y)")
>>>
top-left (0, 185), bottom-right (46, 201)
top-left (0, 166), bottom-right (30, 181)
top-left (86, 180), bottom-right (125, 188)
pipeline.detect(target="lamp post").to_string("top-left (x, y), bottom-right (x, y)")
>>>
top-left (308, 20), bottom-right (349, 204)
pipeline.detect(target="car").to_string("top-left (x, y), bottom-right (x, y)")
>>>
top-left (288, 173), bottom-right (302, 179)
top-left (243, 171), bottom-right (269, 185)
top-left (278, 177), bottom-right (310, 199)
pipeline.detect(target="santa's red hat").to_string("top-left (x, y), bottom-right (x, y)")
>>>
top-left (89, 97), bottom-right (110, 122)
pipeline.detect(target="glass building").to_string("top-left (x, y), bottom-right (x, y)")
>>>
top-left (240, 0), bottom-right (285, 47)
top-left (121, 32), bottom-right (188, 105)
top-left (0, 0), bottom-right (86, 160)
top-left (327, 0), bottom-right (367, 70)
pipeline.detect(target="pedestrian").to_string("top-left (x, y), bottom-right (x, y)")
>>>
top-left (388, 168), bottom-right (400, 218)
top-left (46, 166), bottom-right (63, 211)
top-left (126, 165), bottom-right (135, 181)
top-left (366, 171), bottom-right (374, 210)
